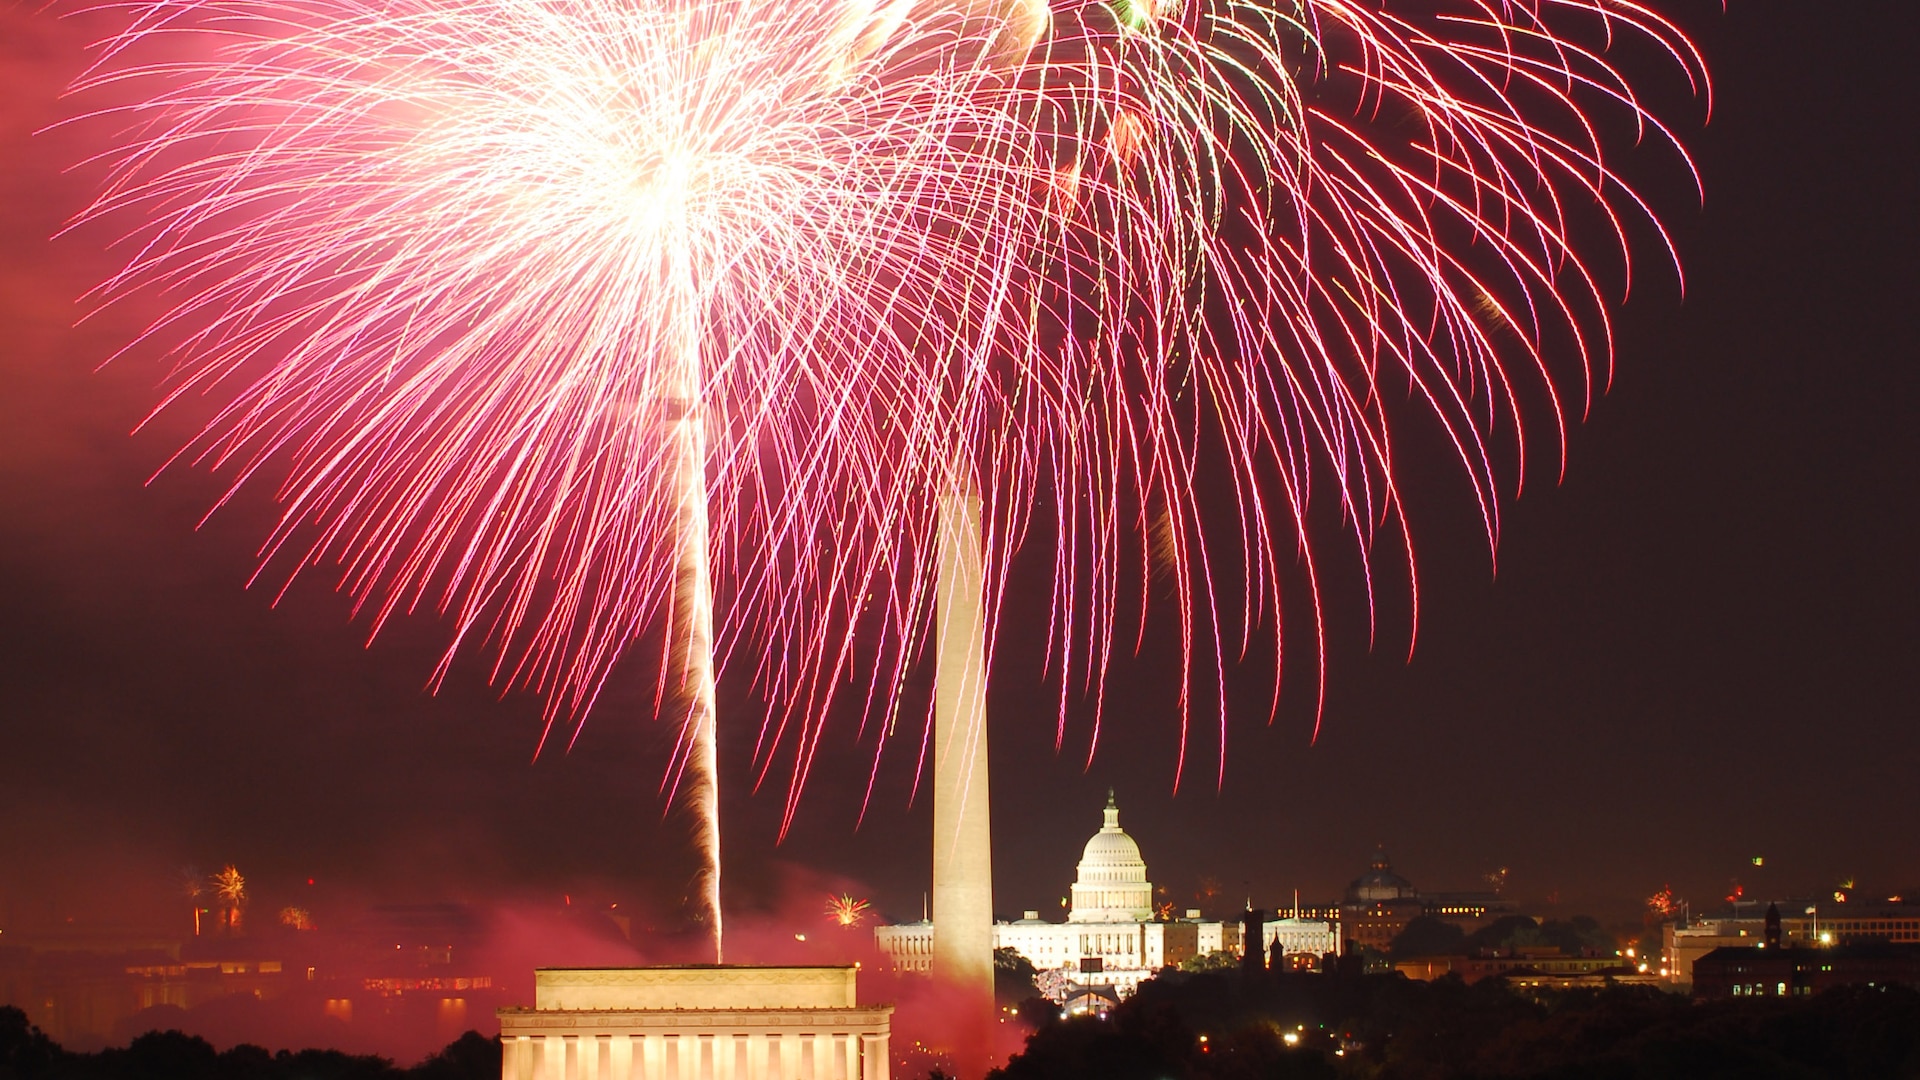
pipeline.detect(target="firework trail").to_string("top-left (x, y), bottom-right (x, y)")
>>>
top-left (65, 0), bottom-right (1705, 954)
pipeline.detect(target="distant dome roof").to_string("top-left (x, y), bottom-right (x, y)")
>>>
top-left (1347, 846), bottom-right (1417, 903)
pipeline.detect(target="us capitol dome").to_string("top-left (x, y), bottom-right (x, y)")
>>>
top-left (1068, 791), bottom-right (1153, 923)
top-left (874, 790), bottom-right (1341, 1000)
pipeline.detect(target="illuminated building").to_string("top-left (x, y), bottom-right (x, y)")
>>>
top-left (1339, 848), bottom-right (1516, 952)
top-left (1692, 943), bottom-right (1920, 1000)
top-left (1796, 902), bottom-right (1920, 945)
top-left (1339, 848), bottom-right (1422, 952)
top-left (1662, 896), bottom-right (1920, 989)
top-left (498, 966), bottom-right (892, 1080)
top-left (1393, 953), bottom-right (1639, 986)
top-left (1690, 908), bottom-right (1920, 1001)
top-left (0, 902), bottom-right (510, 1052)
top-left (876, 794), bottom-right (1340, 997)
top-left (1066, 792), bottom-right (1153, 923)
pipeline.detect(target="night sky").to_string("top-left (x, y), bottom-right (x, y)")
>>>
top-left (2, 0), bottom-right (1915, 943)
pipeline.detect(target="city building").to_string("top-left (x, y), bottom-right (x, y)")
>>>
top-left (1799, 898), bottom-right (1920, 945)
top-left (1339, 848), bottom-right (1516, 952)
top-left (1666, 916), bottom-right (1805, 989)
top-left (1393, 952), bottom-right (1638, 986)
top-left (1688, 905), bottom-right (1920, 1000)
top-left (1693, 943), bottom-right (1920, 1000)
top-left (498, 966), bottom-right (892, 1080)
top-left (0, 906), bottom-right (505, 1052)
top-left (1662, 896), bottom-right (1920, 990)
top-left (875, 793), bottom-right (1340, 998)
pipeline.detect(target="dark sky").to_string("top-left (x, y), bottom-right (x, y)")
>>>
top-left (2, 1), bottom-right (1915, 941)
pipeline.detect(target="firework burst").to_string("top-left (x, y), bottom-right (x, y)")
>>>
top-left (826, 893), bottom-right (873, 928)
top-left (66, 0), bottom-right (1704, 949)
top-left (211, 865), bottom-right (246, 932)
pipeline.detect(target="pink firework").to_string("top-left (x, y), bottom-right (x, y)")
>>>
top-left (66, 0), bottom-right (1704, 936)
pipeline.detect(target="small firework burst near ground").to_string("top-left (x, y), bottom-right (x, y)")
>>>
top-left (827, 894), bottom-right (874, 928)
top-left (64, 0), bottom-right (1705, 949)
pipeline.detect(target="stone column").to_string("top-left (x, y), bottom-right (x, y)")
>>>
top-left (859, 1033), bottom-right (888, 1080)
top-left (642, 1034), bottom-right (666, 1080)
top-left (932, 489), bottom-right (994, 1071)
top-left (811, 1031), bottom-right (832, 1080)
top-left (645, 1022), bottom-right (668, 1076)
top-left (746, 1032), bottom-right (769, 1080)
top-left (503, 1035), bottom-right (527, 1080)
top-left (563, 1035), bottom-right (581, 1080)
top-left (534, 1036), bottom-right (558, 1080)
top-left (612, 1034), bottom-right (634, 1080)
top-left (778, 1032), bottom-right (801, 1080)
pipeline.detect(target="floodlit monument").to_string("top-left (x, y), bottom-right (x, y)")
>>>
top-left (931, 490), bottom-right (994, 1058)
top-left (498, 966), bottom-right (892, 1080)
top-left (878, 793), bottom-right (1342, 997)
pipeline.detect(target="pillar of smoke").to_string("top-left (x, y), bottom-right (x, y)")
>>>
top-left (677, 527), bottom-right (722, 964)
top-left (644, 0), bottom-right (1041, 964)
top-left (662, 255), bottom-right (723, 962)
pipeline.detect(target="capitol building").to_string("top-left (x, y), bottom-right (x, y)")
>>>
top-left (875, 793), bottom-right (1339, 997)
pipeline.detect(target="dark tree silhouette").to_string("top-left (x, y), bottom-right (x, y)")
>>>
top-left (1387, 916), bottom-right (1467, 959)
top-left (0, 1021), bottom-right (500, 1080)
top-left (994, 946), bottom-right (1040, 1006)
top-left (987, 968), bottom-right (1920, 1080)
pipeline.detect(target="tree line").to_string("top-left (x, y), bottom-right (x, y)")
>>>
top-left (0, 1010), bottom-right (498, 1080)
top-left (989, 967), bottom-right (1920, 1079)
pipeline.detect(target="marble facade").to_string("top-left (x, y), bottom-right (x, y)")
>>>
top-left (498, 966), bottom-right (891, 1080)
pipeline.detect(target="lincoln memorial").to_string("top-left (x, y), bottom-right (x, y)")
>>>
top-left (498, 965), bottom-right (892, 1080)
